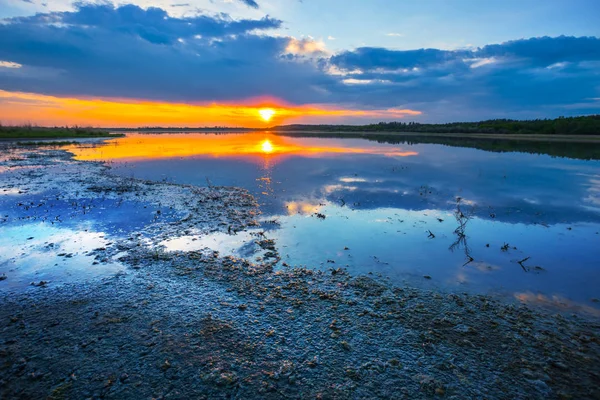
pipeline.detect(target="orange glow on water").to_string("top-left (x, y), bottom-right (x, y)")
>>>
top-left (285, 200), bottom-right (323, 215)
top-left (0, 90), bottom-right (421, 127)
top-left (68, 132), bottom-right (418, 162)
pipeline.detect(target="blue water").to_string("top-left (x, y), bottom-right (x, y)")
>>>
top-left (89, 133), bottom-right (600, 310)
top-left (0, 182), bottom-right (180, 290)
top-left (2, 133), bottom-right (594, 311)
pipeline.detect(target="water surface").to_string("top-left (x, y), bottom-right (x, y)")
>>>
top-left (69, 132), bottom-right (600, 310)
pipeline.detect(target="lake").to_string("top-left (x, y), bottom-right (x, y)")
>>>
top-left (68, 132), bottom-right (600, 310)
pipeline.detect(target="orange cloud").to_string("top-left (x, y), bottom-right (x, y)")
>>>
top-left (0, 90), bottom-right (421, 128)
top-left (285, 37), bottom-right (328, 56)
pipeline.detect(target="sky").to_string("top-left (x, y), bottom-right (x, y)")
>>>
top-left (0, 0), bottom-right (599, 127)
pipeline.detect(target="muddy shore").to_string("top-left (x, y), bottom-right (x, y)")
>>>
top-left (1, 144), bottom-right (599, 399)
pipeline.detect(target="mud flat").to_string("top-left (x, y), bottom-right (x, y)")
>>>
top-left (0, 144), bottom-right (599, 399)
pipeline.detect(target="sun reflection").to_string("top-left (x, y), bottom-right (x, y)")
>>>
top-left (261, 139), bottom-right (274, 153)
top-left (258, 108), bottom-right (276, 122)
top-left (69, 132), bottom-right (419, 163)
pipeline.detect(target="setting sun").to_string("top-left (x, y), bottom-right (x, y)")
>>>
top-left (258, 108), bottom-right (276, 122)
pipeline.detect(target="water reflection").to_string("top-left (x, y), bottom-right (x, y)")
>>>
top-left (0, 191), bottom-right (180, 290)
top-left (69, 132), bottom-right (418, 162)
top-left (0, 223), bottom-right (123, 290)
top-left (66, 132), bottom-right (600, 309)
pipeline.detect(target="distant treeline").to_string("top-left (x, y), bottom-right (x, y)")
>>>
top-left (3, 115), bottom-right (600, 137)
top-left (275, 115), bottom-right (600, 135)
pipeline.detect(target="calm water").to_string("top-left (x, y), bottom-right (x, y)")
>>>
top-left (0, 163), bottom-right (181, 289)
top-left (68, 133), bottom-right (600, 309)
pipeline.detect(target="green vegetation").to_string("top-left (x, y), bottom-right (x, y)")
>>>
top-left (0, 125), bottom-right (123, 139)
top-left (275, 115), bottom-right (600, 135)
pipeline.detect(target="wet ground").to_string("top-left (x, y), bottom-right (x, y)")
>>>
top-left (0, 141), bottom-right (599, 399)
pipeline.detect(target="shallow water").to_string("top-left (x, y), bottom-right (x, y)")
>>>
top-left (66, 132), bottom-right (600, 307)
top-left (0, 168), bottom-right (181, 289)
top-left (0, 222), bottom-right (123, 289)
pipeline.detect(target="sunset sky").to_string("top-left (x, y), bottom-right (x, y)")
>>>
top-left (0, 0), bottom-right (599, 127)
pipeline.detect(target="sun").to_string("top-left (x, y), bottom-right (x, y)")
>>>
top-left (258, 108), bottom-right (276, 122)
top-left (261, 139), bottom-right (274, 153)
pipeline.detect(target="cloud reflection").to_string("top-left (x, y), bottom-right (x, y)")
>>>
top-left (515, 292), bottom-right (600, 317)
top-left (285, 200), bottom-right (323, 215)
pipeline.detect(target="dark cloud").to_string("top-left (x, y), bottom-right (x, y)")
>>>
top-left (0, 2), bottom-right (598, 121)
top-left (7, 3), bottom-right (281, 44)
top-left (479, 36), bottom-right (600, 66)
top-left (238, 0), bottom-right (259, 9)
top-left (0, 3), bottom-right (329, 104)
top-left (330, 48), bottom-right (457, 71)
top-left (330, 36), bottom-right (600, 72)
top-left (325, 36), bottom-right (600, 119)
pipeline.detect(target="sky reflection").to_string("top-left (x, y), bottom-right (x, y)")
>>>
top-left (70, 132), bottom-right (418, 162)
top-left (68, 132), bottom-right (600, 309)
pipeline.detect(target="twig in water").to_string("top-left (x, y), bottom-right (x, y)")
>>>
top-left (517, 256), bottom-right (531, 272)
top-left (449, 197), bottom-right (475, 265)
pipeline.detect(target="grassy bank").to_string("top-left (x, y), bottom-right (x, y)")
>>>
top-left (0, 126), bottom-right (123, 139)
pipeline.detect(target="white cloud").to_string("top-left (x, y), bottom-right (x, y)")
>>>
top-left (342, 78), bottom-right (374, 85)
top-left (0, 61), bottom-right (22, 68)
top-left (546, 62), bottom-right (569, 69)
top-left (467, 57), bottom-right (497, 68)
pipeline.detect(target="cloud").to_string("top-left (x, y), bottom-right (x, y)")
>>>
top-left (0, 1), bottom-right (598, 122)
top-left (285, 37), bottom-right (328, 56)
top-left (466, 57), bottom-right (496, 68)
top-left (238, 0), bottom-right (259, 9)
top-left (478, 36), bottom-right (600, 66)
top-left (330, 47), bottom-right (453, 71)
top-left (6, 3), bottom-right (281, 44)
top-left (0, 3), bottom-right (332, 104)
top-left (325, 36), bottom-right (600, 119)
top-left (0, 61), bottom-right (22, 68)
top-left (330, 36), bottom-right (600, 72)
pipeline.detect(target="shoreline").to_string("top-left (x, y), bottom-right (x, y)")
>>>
top-left (273, 130), bottom-right (600, 143)
top-left (0, 145), bottom-right (599, 399)
top-left (3, 130), bottom-right (600, 144)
